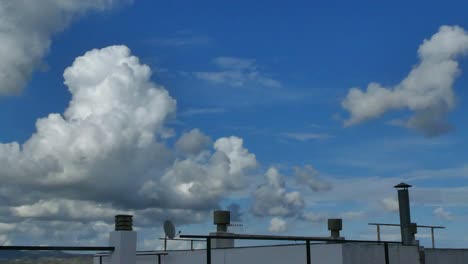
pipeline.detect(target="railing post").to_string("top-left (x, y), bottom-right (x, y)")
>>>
top-left (206, 238), bottom-right (211, 264)
top-left (431, 227), bottom-right (435, 248)
top-left (306, 240), bottom-right (311, 264)
top-left (377, 224), bottom-right (381, 242)
top-left (384, 242), bottom-right (389, 264)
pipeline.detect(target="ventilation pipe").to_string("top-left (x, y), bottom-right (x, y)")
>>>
top-left (214, 210), bottom-right (230, 232)
top-left (394, 183), bottom-right (417, 245)
top-left (209, 210), bottom-right (235, 248)
top-left (328, 218), bottom-right (343, 239)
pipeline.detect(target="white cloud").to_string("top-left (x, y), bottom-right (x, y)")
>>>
top-left (0, 0), bottom-right (128, 95)
top-left (433, 207), bottom-right (454, 221)
top-left (194, 56), bottom-right (281, 88)
top-left (0, 45), bottom-right (260, 245)
top-left (214, 136), bottom-right (257, 176)
top-left (342, 25), bottom-right (468, 137)
top-left (269, 217), bottom-right (287, 232)
top-left (11, 199), bottom-right (123, 222)
top-left (380, 197), bottom-right (399, 212)
top-left (139, 137), bottom-right (257, 209)
top-left (251, 167), bottom-right (305, 217)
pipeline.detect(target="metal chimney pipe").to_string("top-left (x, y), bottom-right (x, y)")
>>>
top-left (394, 183), bottom-right (413, 245)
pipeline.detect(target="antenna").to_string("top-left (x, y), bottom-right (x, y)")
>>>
top-left (227, 223), bottom-right (245, 233)
top-left (163, 220), bottom-right (176, 239)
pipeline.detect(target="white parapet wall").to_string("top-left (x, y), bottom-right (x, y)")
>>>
top-left (425, 248), bottom-right (468, 264)
top-left (94, 243), bottom-right (421, 264)
top-left (342, 243), bottom-right (419, 264)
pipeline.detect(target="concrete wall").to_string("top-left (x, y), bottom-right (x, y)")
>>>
top-left (96, 244), bottom-right (314, 264)
top-left (94, 243), bottom-right (421, 264)
top-left (425, 248), bottom-right (468, 264)
top-left (95, 244), bottom-right (340, 264)
top-left (342, 244), bottom-right (419, 264)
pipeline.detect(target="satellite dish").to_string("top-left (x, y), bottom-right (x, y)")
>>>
top-left (163, 220), bottom-right (176, 239)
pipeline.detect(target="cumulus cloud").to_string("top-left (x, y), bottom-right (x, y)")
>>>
top-left (139, 136), bottom-right (257, 209)
top-left (0, 0), bottom-right (128, 95)
top-left (269, 217), bottom-right (287, 232)
top-left (0, 45), bottom-right (259, 245)
top-left (251, 167), bottom-right (305, 217)
top-left (194, 57), bottom-right (281, 88)
top-left (301, 212), bottom-right (328, 223)
top-left (294, 165), bottom-right (332, 192)
top-left (175, 129), bottom-right (212, 156)
top-left (342, 25), bottom-right (468, 136)
top-left (214, 136), bottom-right (257, 175)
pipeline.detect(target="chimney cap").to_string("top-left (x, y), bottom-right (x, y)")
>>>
top-left (394, 182), bottom-right (412, 189)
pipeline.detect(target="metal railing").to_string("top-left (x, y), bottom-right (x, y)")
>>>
top-left (181, 234), bottom-right (401, 264)
top-left (94, 250), bottom-right (168, 264)
top-left (0, 245), bottom-right (114, 264)
top-left (159, 237), bottom-right (205, 251)
top-left (0, 245), bottom-right (114, 251)
top-left (368, 222), bottom-right (445, 248)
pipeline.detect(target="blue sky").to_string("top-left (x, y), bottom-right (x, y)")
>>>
top-left (1, 0), bottom-right (468, 249)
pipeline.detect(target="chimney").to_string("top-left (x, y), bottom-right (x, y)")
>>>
top-left (109, 214), bottom-right (136, 264)
top-left (209, 210), bottom-right (235, 248)
top-left (394, 183), bottom-right (416, 245)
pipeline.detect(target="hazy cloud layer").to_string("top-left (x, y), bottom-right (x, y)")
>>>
top-left (294, 165), bottom-right (332, 192)
top-left (281, 132), bottom-right (333, 141)
top-left (194, 57), bottom-right (281, 88)
top-left (342, 25), bottom-right (468, 136)
top-left (380, 197), bottom-right (399, 212)
top-left (0, 0), bottom-right (128, 95)
top-left (433, 207), bottom-right (454, 221)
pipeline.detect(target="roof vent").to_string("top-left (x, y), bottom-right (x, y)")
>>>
top-left (213, 210), bottom-right (230, 232)
top-left (328, 218), bottom-right (342, 238)
top-left (115, 214), bottom-right (133, 231)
